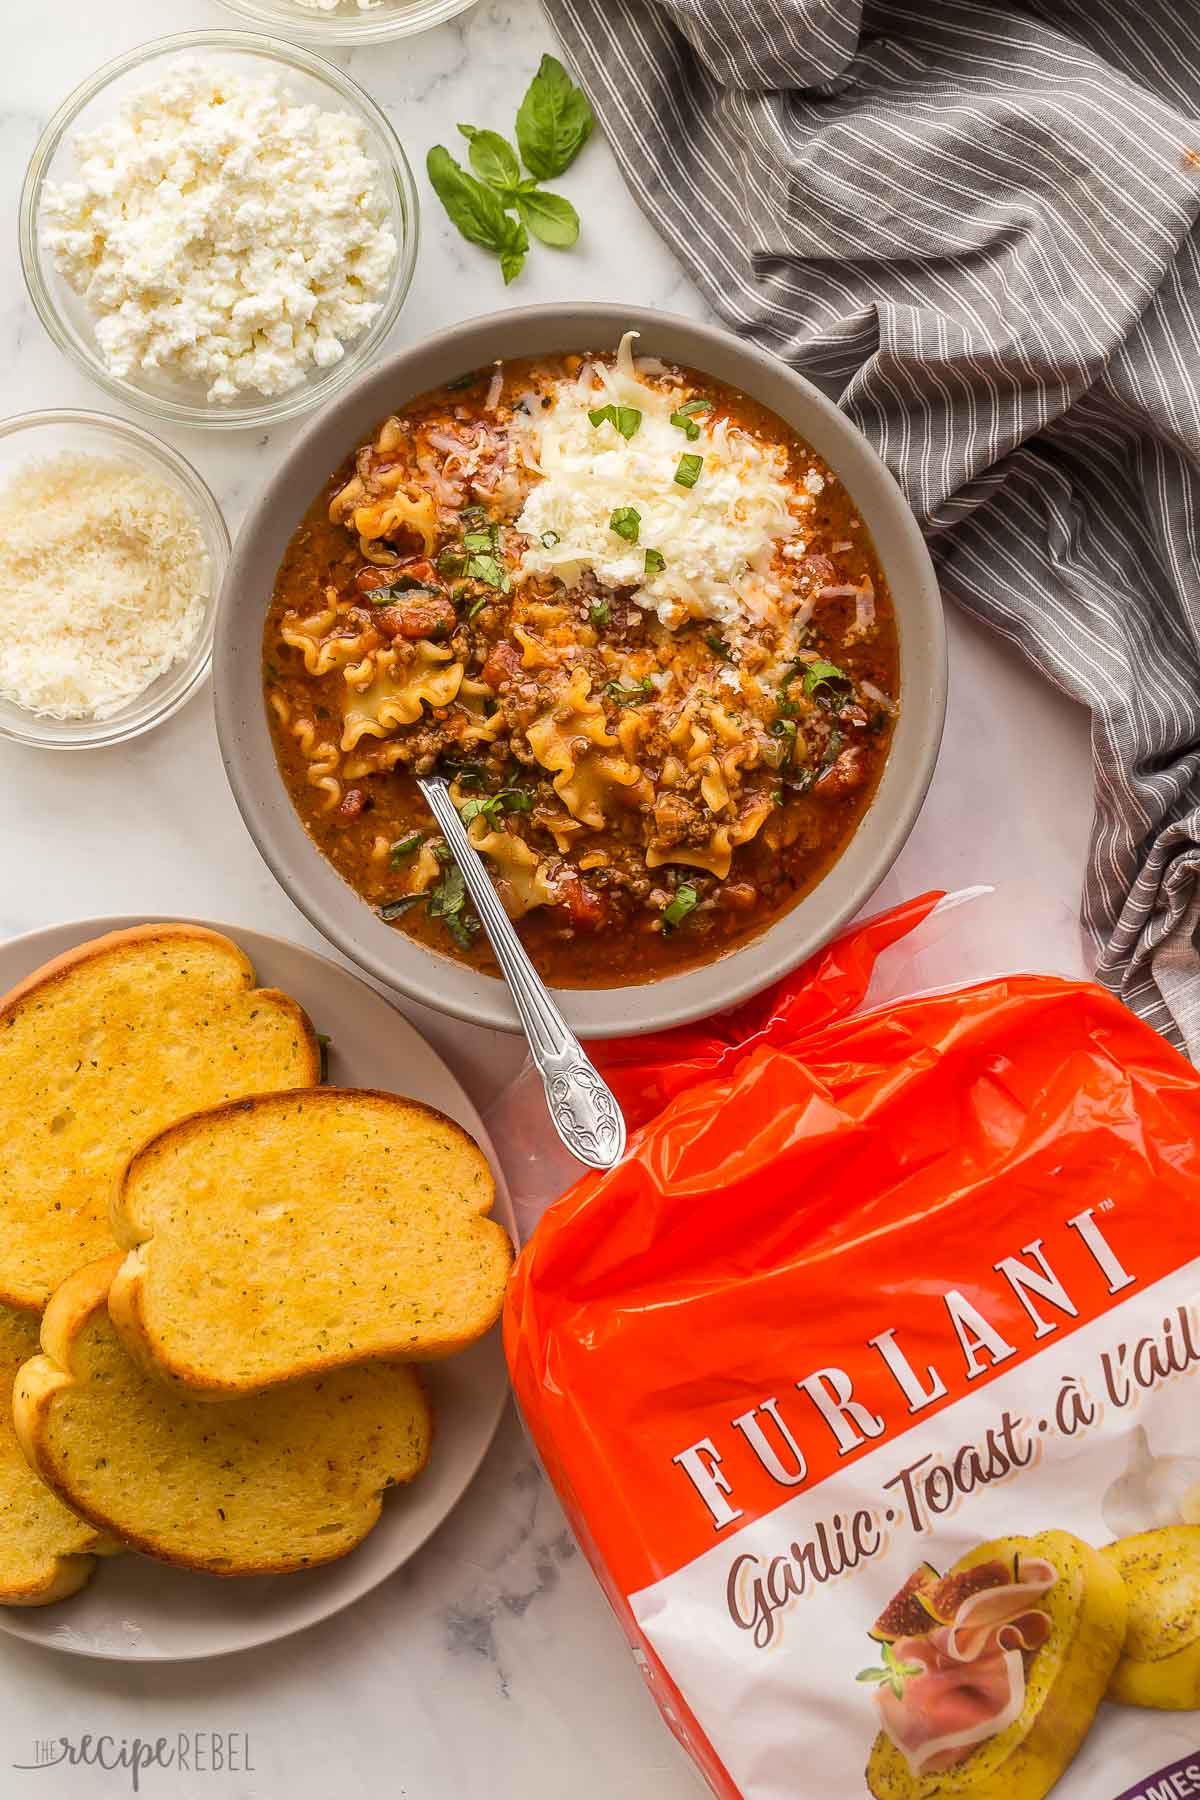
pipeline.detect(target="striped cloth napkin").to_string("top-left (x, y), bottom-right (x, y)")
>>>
top-left (546, 0), bottom-right (1200, 1057)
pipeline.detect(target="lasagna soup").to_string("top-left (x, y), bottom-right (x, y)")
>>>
top-left (263, 335), bottom-right (899, 985)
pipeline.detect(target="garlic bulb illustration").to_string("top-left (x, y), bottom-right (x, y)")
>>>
top-left (1101, 1426), bottom-right (1200, 1537)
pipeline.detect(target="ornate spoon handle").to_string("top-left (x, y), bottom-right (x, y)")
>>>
top-left (417, 776), bottom-right (627, 1171)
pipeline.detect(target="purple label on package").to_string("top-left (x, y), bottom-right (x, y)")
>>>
top-left (1115, 1754), bottom-right (1200, 1800)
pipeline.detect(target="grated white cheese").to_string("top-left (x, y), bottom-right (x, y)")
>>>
top-left (512, 333), bottom-right (802, 629)
top-left (40, 62), bottom-right (397, 403)
top-left (0, 453), bottom-right (210, 720)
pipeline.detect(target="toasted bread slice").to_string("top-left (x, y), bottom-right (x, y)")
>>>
top-left (0, 924), bottom-right (320, 1311)
top-left (1105, 1526), bottom-right (1200, 1708)
top-left (109, 1088), bottom-right (512, 1396)
top-left (0, 1303), bottom-right (118, 1605)
top-left (866, 1531), bottom-right (1127, 1800)
top-left (14, 1258), bottom-right (432, 1577)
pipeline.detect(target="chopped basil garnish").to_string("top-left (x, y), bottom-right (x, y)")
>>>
top-left (541, 530), bottom-right (561, 547)
top-left (670, 399), bottom-right (712, 441)
top-left (803, 659), bottom-right (852, 702)
top-left (437, 547), bottom-right (467, 578)
top-left (704, 633), bottom-right (730, 659)
top-left (604, 676), bottom-right (654, 705)
top-left (769, 717), bottom-right (798, 767)
top-left (316, 1032), bottom-right (332, 1083)
top-left (589, 599), bottom-right (611, 627)
top-left (428, 865), bottom-right (467, 920)
top-left (446, 370), bottom-right (485, 392)
top-left (589, 404), bottom-right (642, 440)
top-left (661, 884), bottom-right (699, 932)
top-left (459, 787), bottom-right (534, 828)
top-left (644, 548), bottom-right (666, 575)
top-left (609, 506), bottom-right (641, 544)
top-left (388, 833), bottom-right (423, 865)
top-left (379, 895), bottom-right (425, 922)
top-left (466, 551), bottom-right (508, 589)
top-left (674, 453), bottom-right (704, 489)
top-left (463, 528), bottom-right (497, 553)
top-left (466, 594), bottom-right (489, 619)
top-left (461, 505), bottom-right (488, 528)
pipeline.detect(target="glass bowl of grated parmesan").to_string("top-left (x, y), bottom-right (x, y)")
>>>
top-left (19, 33), bottom-right (419, 429)
top-left (213, 0), bottom-right (478, 46)
top-left (0, 412), bottom-right (230, 749)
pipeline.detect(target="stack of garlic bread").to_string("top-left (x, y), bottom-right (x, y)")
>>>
top-left (0, 925), bottom-right (511, 1604)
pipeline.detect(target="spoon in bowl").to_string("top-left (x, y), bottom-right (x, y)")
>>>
top-left (417, 775), bottom-right (627, 1172)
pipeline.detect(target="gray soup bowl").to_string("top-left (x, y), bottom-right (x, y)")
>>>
top-left (214, 303), bottom-right (946, 1037)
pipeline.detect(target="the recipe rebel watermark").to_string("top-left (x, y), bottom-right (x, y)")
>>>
top-left (12, 1732), bottom-right (255, 1792)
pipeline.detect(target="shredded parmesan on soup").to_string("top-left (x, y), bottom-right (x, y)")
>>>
top-left (512, 333), bottom-right (801, 629)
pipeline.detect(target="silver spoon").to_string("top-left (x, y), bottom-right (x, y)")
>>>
top-left (417, 775), bottom-right (627, 1172)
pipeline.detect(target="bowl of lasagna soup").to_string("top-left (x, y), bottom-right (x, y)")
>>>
top-left (214, 304), bottom-right (946, 1035)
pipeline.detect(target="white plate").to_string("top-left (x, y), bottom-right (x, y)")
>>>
top-left (0, 916), bottom-right (515, 1663)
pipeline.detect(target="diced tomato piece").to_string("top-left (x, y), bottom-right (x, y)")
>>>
top-left (556, 876), bottom-right (608, 931)
top-left (480, 641), bottom-right (522, 691)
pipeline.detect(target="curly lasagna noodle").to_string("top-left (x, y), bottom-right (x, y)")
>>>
top-left (263, 334), bottom-right (900, 984)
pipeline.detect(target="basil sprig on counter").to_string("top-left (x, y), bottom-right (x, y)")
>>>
top-left (428, 57), bottom-right (593, 284)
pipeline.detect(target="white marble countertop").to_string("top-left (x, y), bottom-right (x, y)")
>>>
top-left (0, 1), bottom-right (1096, 1794)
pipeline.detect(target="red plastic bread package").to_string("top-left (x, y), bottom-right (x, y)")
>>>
top-left (504, 892), bottom-right (1200, 1800)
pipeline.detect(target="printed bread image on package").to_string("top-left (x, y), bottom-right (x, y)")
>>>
top-left (505, 896), bottom-right (1200, 1800)
top-left (862, 1533), bottom-right (1125, 1797)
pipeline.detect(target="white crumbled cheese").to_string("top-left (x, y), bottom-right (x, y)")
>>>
top-left (40, 61), bottom-right (397, 403)
top-left (0, 452), bottom-right (210, 719)
top-left (804, 469), bottom-right (825, 495)
top-left (513, 333), bottom-right (802, 629)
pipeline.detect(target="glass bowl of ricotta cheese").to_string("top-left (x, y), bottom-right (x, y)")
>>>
top-left (19, 32), bottom-right (419, 430)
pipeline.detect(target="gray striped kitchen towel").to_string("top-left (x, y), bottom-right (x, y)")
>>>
top-left (545, 0), bottom-right (1200, 1056)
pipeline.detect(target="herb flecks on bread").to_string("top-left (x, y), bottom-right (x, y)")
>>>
top-left (108, 1088), bottom-right (513, 1397)
top-left (0, 1302), bottom-right (117, 1605)
top-left (0, 925), bottom-right (320, 1311)
top-left (13, 1258), bottom-right (432, 1577)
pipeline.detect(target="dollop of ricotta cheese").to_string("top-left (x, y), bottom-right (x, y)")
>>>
top-left (512, 336), bottom-right (801, 628)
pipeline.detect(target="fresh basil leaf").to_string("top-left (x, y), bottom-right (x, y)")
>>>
top-left (379, 895), bottom-right (425, 922)
top-left (463, 528), bottom-right (497, 552)
top-left (442, 909), bottom-right (480, 951)
top-left (643, 548), bottom-right (666, 575)
top-left (616, 406), bottom-right (642, 439)
top-left (428, 864), bottom-right (467, 920)
top-left (604, 676), bottom-right (654, 705)
top-left (704, 632), bottom-right (730, 659)
top-left (541, 530), bottom-right (560, 547)
top-left (677, 399), bottom-right (713, 417)
top-left (466, 551), bottom-right (508, 589)
top-left (588, 404), bottom-right (617, 430)
top-left (388, 832), bottom-right (423, 865)
top-left (589, 599), bottom-right (611, 626)
top-left (458, 798), bottom-right (486, 826)
top-left (661, 884), bottom-right (698, 932)
top-left (609, 506), bottom-right (640, 544)
top-left (427, 146), bottom-right (515, 254)
top-left (674, 453), bottom-right (704, 489)
top-left (516, 187), bottom-right (580, 248)
top-left (515, 54), bottom-right (594, 181)
top-left (803, 659), bottom-right (851, 701)
top-left (670, 408), bottom-right (702, 441)
top-left (466, 594), bottom-right (489, 619)
top-left (457, 123), bottom-right (521, 194)
top-left (500, 233), bottom-right (528, 286)
top-left (437, 546), bottom-right (467, 578)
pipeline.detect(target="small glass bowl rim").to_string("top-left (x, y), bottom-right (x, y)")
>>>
top-left (212, 0), bottom-right (478, 47)
top-left (18, 29), bottom-right (420, 431)
top-left (0, 408), bottom-right (231, 750)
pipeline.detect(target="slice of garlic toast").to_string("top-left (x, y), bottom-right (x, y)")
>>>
top-left (0, 925), bottom-right (320, 1310)
top-left (0, 1302), bottom-right (117, 1605)
top-left (109, 1088), bottom-right (512, 1397)
top-left (14, 1258), bottom-right (431, 1577)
